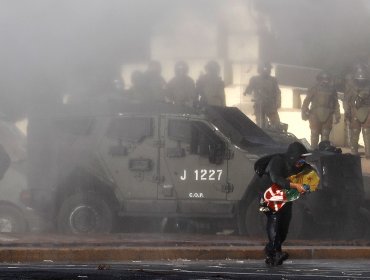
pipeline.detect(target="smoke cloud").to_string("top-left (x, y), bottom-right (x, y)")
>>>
top-left (0, 0), bottom-right (370, 116)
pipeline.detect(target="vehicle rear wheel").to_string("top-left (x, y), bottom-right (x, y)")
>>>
top-left (287, 203), bottom-right (304, 239)
top-left (0, 204), bottom-right (27, 233)
top-left (57, 192), bottom-right (114, 234)
top-left (239, 196), bottom-right (304, 238)
top-left (239, 194), bottom-right (266, 236)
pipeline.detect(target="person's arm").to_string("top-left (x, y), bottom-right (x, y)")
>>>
top-left (194, 76), bottom-right (204, 107)
top-left (273, 78), bottom-right (281, 109)
top-left (301, 87), bottom-right (315, 120)
top-left (187, 78), bottom-right (196, 106)
top-left (333, 90), bottom-right (341, 124)
top-left (343, 87), bottom-right (353, 120)
top-left (289, 182), bottom-right (306, 193)
top-left (268, 157), bottom-right (306, 193)
top-left (165, 79), bottom-right (174, 103)
top-left (244, 77), bottom-right (255, 96)
top-left (220, 80), bottom-right (226, 106)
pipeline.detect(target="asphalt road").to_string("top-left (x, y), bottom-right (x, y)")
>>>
top-left (1, 259), bottom-right (370, 280)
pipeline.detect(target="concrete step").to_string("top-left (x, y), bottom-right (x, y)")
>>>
top-left (1, 233), bottom-right (370, 263)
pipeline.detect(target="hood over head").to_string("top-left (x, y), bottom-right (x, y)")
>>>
top-left (285, 141), bottom-right (308, 166)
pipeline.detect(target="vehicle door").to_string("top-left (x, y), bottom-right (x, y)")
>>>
top-left (160, 116), bottom-right (233, 215)
top-left (99, 115), bottom-right (160, 212)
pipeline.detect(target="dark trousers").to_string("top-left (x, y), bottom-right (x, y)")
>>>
top-left (264, 202), bottom-right (292, 256)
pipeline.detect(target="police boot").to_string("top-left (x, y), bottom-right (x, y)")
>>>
top-left (321, 128), bottom-right (331, 142)
top-left (310, 131), bottom-right (320, 150)
top-left (363, 128), bottom-right (370, 158)
top-left (350, 128), bottom-right (361, 155)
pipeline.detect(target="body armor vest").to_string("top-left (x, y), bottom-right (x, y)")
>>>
top-left (310, 86), bottom-right (336, 122)
top-left (251, 76), bottom-right (279, 104)
top-left (353, 85), bottom-right (370, 123)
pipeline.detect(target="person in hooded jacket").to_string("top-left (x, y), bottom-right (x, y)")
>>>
top-left (262, 141), bottom-right (309, 266)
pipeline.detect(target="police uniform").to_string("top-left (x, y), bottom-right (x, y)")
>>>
top-left (166, 61), bottom-right (196, 106)
top-left (301, 82), bottom-right (340, 149)
top-left (346, 65), bottom-right (370, 157)
top-left (195, 74), bottom-right (225, 106)
top-left (142, 61), bottom-right (167, 102)
top-left (347, 82), bottom-right (370, 157)
top-left (245, 75), bottom-right (281, 128)
top-left (195, 61), bottom-right (226, 107)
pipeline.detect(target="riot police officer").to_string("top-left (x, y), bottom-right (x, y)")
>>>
top-left (111, 77), bottom-right (125, 96)
top-left (195, 60), bottom-right (226, 107)
top-left (301, 71), bottom-right (341, 149)
top-left (244, 62), bottom-right (281, 129)
top-left (346, 65), bottom-right (370, 157)
top-left (142, 60), bottom-right (167, 102)
top-left (166, 61), bottom-right (195, 106)
top-left (126, 70), bottom-right (146, 99)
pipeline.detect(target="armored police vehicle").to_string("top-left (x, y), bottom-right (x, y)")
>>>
top-left (0, 115), bottom-right (45, 233)
top-left (27, 98), bottom-right (368, 238)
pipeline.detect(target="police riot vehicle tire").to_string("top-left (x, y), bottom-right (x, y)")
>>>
top-left (288, 202), bottom-right (305, 239)
top-left (239, 194), bottom-right (304, 238)
top-left (0, 204), bottom-right (27, 233)
top-left (239, 194), bottom-right (265, 236)
top-left (57, 192), bottom-right (114, 234)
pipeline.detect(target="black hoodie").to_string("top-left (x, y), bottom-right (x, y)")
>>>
top-left (265, 142), bottom-right (308, 189)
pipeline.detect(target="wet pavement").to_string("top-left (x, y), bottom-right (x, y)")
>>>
top-left (1, 260), bottom-right (370, 279)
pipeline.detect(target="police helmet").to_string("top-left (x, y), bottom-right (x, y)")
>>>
top-left (316, 71), bottom-right (331, 83)
top-left (113, 78), bottom-right (124, 90)
top-left (257, 62), bottom-right (272, 76)
top-left (205, 60), bottom-right (220, 75)
top-left (353, 66), bottom-right (369, 80)
top-left (175, 61), bottom-right (189, 76)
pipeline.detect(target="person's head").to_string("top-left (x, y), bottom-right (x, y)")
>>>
top-left (174, 61), bottom-right (189, 77)
top-left (316, 71), bottom-right (331, 86)
top-left (353, 64), bottom-right (369, 88)
top-left (258, 62), bottom-right (272, 77)
top-left (205, 60), bottom-right (220, 76)
top-left (285, 141), bottom-right (308, 167)
top-left (113, 78), bottom-right (125, 91)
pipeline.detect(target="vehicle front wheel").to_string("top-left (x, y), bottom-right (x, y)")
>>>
top-left (0, 204), bottom-right (27, 233)
top-left (238, 194), bottom-right (266, 237)
top-left (239, 195), bottom-right (304, 238)
top-left (57, 192), bottom-right (114, 234)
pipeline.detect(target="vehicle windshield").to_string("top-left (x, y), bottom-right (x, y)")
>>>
top-left (205, 106), bottom-right (277, 149)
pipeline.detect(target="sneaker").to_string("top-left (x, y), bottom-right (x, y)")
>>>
top-left (265, 255), bottom-right (274, 266)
